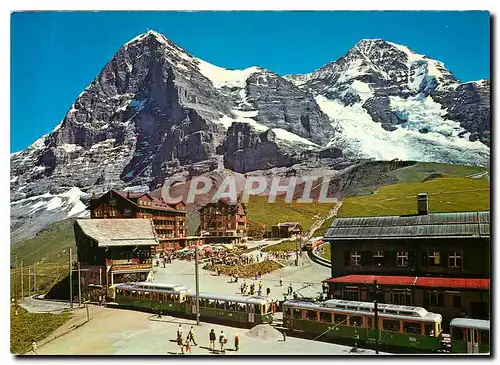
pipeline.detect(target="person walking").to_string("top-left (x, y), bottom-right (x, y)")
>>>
top-left (288, 284), bottom-right (293, 295)
top-left (279, 277), bottom-right (283, 286)
top-left (234, 334), bottom-right (240, 351)
top-left (188, 326), bottom-right (197, 346)
top-left (177, 324), bottom-right (183, 338)
top-left (266, 287), bottom-right (271, 296)
top-left (235, 273), bottom-right (238, 283)
top-left (209, 329), bottom-right (216, 350)
top-left (258, 287), bottom-right (262, 296)
top-left (176, 332), bottom-right (184, 355)
top-left (219, 330), bottom-right (226, 354)
top-left (258, 281), bottom-right (263, 290)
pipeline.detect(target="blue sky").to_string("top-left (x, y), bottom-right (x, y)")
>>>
top-left (11, 11), bottom-right (490, 152)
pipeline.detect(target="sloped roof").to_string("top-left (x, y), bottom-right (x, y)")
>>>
top-left (76, 219), bottom-right (159, 247)
top-left (324, 211), bottom-right (490, 240)
top-left (109, 189), bottom-right (180, 212)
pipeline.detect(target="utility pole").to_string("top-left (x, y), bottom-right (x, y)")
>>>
top-left (14, 255), bottom-right (18, 315)
top-left (373, 279), bottom-right (380, 355)
top-left (69, 248), bottom-right (73, 309)
top-left (20, 261), bottom-right (24, 302)
top-left (28, 267), bottom-right (31, 305)
top-left (195, 241), bottom-right (200, 325)
top-left (77, 262), bottom-right (82, 306)
top-left (33, 263), bottom-right (37, 293)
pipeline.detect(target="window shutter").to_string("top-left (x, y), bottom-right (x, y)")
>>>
top-left (344, 251), bottom-right (350, 267)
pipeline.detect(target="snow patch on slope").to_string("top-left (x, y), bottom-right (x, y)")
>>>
top-left (272, 128), bottom-right (320, 148)
top-left (196, 58), bottom-right (261, 89)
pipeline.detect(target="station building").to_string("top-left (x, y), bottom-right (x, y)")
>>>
top-left (74, 218), bottom-right (158, 292)
top-left (323, 193), bottom-right (490, 328)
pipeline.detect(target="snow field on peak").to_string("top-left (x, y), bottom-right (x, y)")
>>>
top-left (315, 95), bottom-right (489, 165)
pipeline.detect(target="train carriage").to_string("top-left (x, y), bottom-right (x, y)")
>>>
top-left (185, 293), bottom-right (274, 327)
top-left (283, 299), bottom-right (443, 352)
top-left (113, 282), bottom-right (188, 314)
top-left (450, 318), bottom-right (490, 354)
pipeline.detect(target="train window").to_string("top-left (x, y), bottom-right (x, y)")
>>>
top-left (480, 330), bottom-right (489, 344)
top-left (320, 312), bottom-right (332, 323)
top-left (284, 307), bottom-right (291, 318)
top-left (424, 323), bottom-right (435, 336)
top-left (306, 310), bottom-right (318, 321)
top-left (451, 327), bottom-right (464, 341)
top-left (237, 303), bottom-right (247, 313)
top-left (144, 292), bottom-right (150, 299)
top-left (350, 316), bottom-right (363, 327)
top-left (334, 314), bottom-right (347, 324)
top-left (208, 299), bottom-right (217, 308)
top-left (227, 301), bottom-right (236, 311)
top-left (293, 309), bottom-right (302, 319)
top-left (255, 305), bottom-right (262, 315)
top-left (383, 319), bottom-right (401, 332)
top-left (367, 317), bottom-right (374, 329)
top-left (403, 321), bottom-right (422, 335)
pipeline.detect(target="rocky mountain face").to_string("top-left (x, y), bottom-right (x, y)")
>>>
top-left (10, 31), bottom-right (490, 242)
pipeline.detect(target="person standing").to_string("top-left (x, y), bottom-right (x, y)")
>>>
top-left (288, 284), bottom-right (293, 295)
top-left (177, 324), bottom-right (182, 338)
top-left (209, 329), bottom-right (216, 350)
top-left (31, 340), bottom-right (38, 355)
top-left (266, 287), bottom-right (271, 296)
top-left (235, 273), bottom-right (238, 283)
top-left (279, 277), bottom-right (283, 286)
top-left (258, 287), bottom-right (262, 296)
top-left (234, 334), bottom-right (239, 351)
top-left (219, 330), bottom-right (226, 354)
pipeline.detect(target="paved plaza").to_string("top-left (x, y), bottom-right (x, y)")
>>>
top-left (150, 243), bottom-right (331, 301)
top-left (37, 306), bottom-right (385, 355)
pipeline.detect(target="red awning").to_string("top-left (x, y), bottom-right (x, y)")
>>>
top-left (324, 275), bottom-right (490, 290)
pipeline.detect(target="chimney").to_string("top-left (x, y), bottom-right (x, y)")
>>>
top-left (417, 193), bottom-right (429, 215)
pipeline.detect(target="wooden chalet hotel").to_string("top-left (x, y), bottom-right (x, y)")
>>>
top-left (90, 189), bottom-right (187, 251)
top-left (323, 193), bottom-right (490, 329)
top-left (199, 198), bottom-right (248, 244)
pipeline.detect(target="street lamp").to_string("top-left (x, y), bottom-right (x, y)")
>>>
top-left (195, 231), bottom-right (210, 325)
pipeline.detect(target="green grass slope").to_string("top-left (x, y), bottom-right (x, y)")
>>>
top-left (11, 218), bottom-right (76, 266)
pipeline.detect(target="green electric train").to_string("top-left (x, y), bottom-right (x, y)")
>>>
top-left (282, 299), bottom-right (443, 352)
top-left (110, 282), bottom-right (274, 327)
top-left (449, 318), bottom-right (490, 354)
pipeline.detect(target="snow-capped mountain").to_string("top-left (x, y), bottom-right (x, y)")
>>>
top-left (10, 31), bottom-right (490, 242)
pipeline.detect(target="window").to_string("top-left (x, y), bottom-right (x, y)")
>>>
top-left (350, 316), bottom-right (363, 327)
top-left (449, 251), bottom-right (462, 268)
top-left (373, 251), bottom-right (384, 267)
top-left (425, 323), bottom-right (436, 336)
top-left (284, 307), bottom-right (291, 318)
top-left (367, 317), bottom-right (374, 329)
top-left (428, 251), bottom-right (440, 265)
top-left (293, 308), bottom-right (302, 319)
top-left (383, 319), bottom-right (401, 332)
top-left (403, 321), bottom-right (422, 335)
top-left (427, 291), bottom-right (444, 307)
top-left (480, 330), bottom-right (490, 345)
top-left (306, 310), bottom-right (317, 321)
top-left (350, 251), bottom-right (361, 266)
top-left (342, 288), bottom-right (360, 301)
top-left (334, 313), bottom-right (347, 324)
top-left (451, 327), bottom-right (464, 341)
top-left (320, 312), bottom-right (332, 323)
top-left (391, 289), bottom-right (412, 306)
top-left (397, 251), bottom-right (409, 267)
top-left (255, 305), bottom-right (261, 315)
